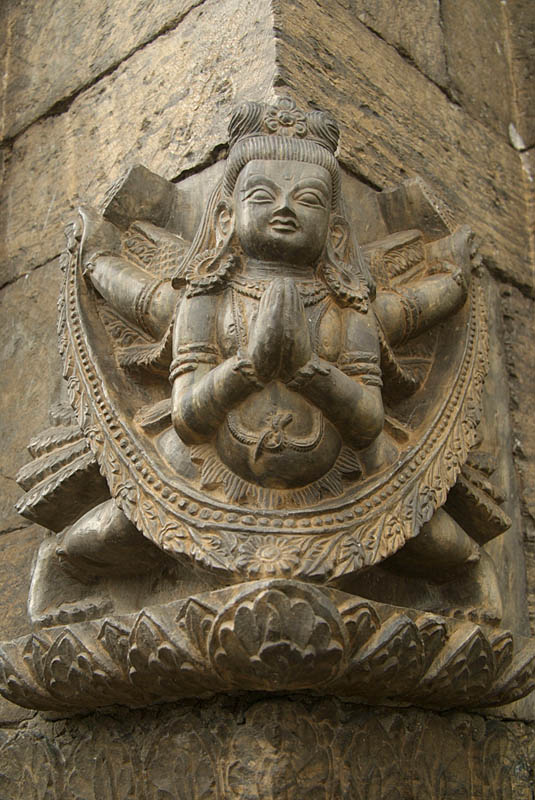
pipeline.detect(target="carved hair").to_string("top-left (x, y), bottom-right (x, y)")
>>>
top-left (172, 182), bottom-right (237, 294)
top-left (320, 217), bottom-right (375, 309)
top-left (223, 99), bottom-right (341, 207)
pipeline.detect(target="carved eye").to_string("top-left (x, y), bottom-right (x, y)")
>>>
top-left (244, 187), bottom-right (276, 203)
top-left (294, 190), bottom-right (326, 208)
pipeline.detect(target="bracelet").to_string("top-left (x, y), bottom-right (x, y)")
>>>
top-left (169, 343), bottom-right (219, 383)
top-left (400, 292), bottom-right (421, 344)
top-left (81, 249), bottom-right (115, 278)
top-left (450, 265), bottom-right (469, 294)
top-left (338, 352), bottom-right (383, 387)
top-left (134, 278), bottom-right (166, 333)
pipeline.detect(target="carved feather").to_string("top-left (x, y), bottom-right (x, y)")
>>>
top-left (122, 220), bottom-right (189, 280)
top-left (15, 451), bottom-right (109, 532)
top-left (362, 229), bottom-right (426, 289)
top-left (445, 463), bottom-right (511, 544)
top-left (17, 438), bottom-right (90, 491)
top-left (27, 424), bottom-right (84, 459)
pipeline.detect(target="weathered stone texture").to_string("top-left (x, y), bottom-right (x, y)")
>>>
top-left (0, 262), bottom-right (63, 535)
top-left (521, 147), bottom-right (535, 276)
top-left (501, 285), bottom-right (535, 633)
top-left (0, 259), bottom-right (63, 725)
top-left (501, 287), bottom-right (535, 524)
top-left (0, 522), bottom-right (43, 727)
top-left (344, 0), bottom-right (448, 89)
top-left (272, 0), bottom-right (532, 293)
top-left (0, 0), bottom-right (275, 287)
top-left (0, 696), bottom-right (533, 799)
top-left (505, 0), bottom-right (535, 149)
top-left (481, 282), bottom-right (530, 636)
top-left (347, 0), bottom-right (535, 149)
top-left (441, 0), bottom-right (515, 141)
top-left (0, 0), bottom-right (204, 142)
top-left (0, 527), bottom-right (42, 641)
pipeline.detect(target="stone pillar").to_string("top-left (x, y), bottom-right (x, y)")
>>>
top-left (0, 1), bottom-right (534, 796)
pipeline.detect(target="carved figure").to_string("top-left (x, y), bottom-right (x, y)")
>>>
top-left (6, 97), bottom-right (535, 713)
top-left (16, 97), bottom-right (510, 620)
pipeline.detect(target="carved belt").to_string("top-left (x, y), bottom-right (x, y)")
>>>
top-left (226, 408), bottom-right (325, 461)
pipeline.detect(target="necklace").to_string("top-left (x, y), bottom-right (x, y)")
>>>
top-left (229, 274), bottom-right (330, 307)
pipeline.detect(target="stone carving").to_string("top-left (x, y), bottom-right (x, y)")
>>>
top-left (5, 96), bottom-right (532, 711)
top-left (0, 580), bottom-right (534, 713)
top-left (0, 695), bottom-right (533, 800)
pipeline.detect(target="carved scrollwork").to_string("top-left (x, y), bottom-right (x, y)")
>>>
top-left (0, 695), bottom-right (532, 800)
top-left (56, 226), bottom-right (488, 582)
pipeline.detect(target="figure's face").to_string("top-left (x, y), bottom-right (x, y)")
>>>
top-left (233, 160), bottom-right (332, 266)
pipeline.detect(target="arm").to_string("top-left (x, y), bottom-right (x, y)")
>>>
top-left (79, 206), bottom-right (177, 339)
top-left (374, 226), bottom-right (472, 346)
top-left (88, 255), bottom-right (177, 340)
top-left (171, 293), bottom-right (261, 445)
top-left (287, 307), bottom-right (384, 450)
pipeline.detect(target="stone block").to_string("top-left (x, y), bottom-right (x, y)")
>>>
top-left (501, 286), bottom-right (535, 526)
top-left (501, 284), bottom-right (535, 638)
top-left (501, 286), bottom-right (535, 630)
top-left (505, 0), bottom-right (535, 149)
top-left (273, 0), bottom-right (532, 291)
top-left (347, 0), bottom-right (448, 88)
top-left (441, 0), bottom-right (514, 140)
top-left (0, 262), bottom-right (63, 534)
top-left (479, 281), bottom-right (530, 636)
top-left (0, 0), bottom-right (203, 141)
top-left (0, 0), bottom-right (275, 287)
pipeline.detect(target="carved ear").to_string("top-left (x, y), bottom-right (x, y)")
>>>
top-left (329, 215), bottom-right (350, 257)
top-left (215, 201), bottom-right (234, 245)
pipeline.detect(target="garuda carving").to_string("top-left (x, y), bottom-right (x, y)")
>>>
top-left (6, 97), bottom-right (534, 712)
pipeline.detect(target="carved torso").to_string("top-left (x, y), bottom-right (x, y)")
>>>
top-left (171, 275), bottom-right (382, 497)
top-left (220, 280), bottom-right (345, 488)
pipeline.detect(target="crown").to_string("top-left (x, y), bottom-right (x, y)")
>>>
top-left (228, 97), bottom-right (340, 152)
top-left (223, 97), bottom-right (341, 206)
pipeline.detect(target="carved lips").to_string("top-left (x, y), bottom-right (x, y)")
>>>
top-left (269, 213), bottom-right (300, 234)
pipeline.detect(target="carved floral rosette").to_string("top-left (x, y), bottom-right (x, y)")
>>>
top-left (0, 581), bottom-right (533, 714)
top-left (56, 208), bottom-right (488, 584)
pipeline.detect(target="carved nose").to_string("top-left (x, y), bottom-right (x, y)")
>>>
top-left (270, 200), bottom-right (298, 229)
top-left (273, 195), bottom-right (297, 217)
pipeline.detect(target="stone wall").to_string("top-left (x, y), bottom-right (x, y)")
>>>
top-left (1, 0), bottom-right (534, 795)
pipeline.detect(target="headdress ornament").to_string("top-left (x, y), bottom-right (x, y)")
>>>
top-left (223, 97), bottom-right (341, 207)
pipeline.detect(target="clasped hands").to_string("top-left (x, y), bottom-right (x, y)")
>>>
top-left (247, 278), bottom-right (313, 385)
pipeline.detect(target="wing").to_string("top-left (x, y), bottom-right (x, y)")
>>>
top-left (15, 404), bottom-right (108, 532)
top-left (121, 219), bottom-right (189, 279)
